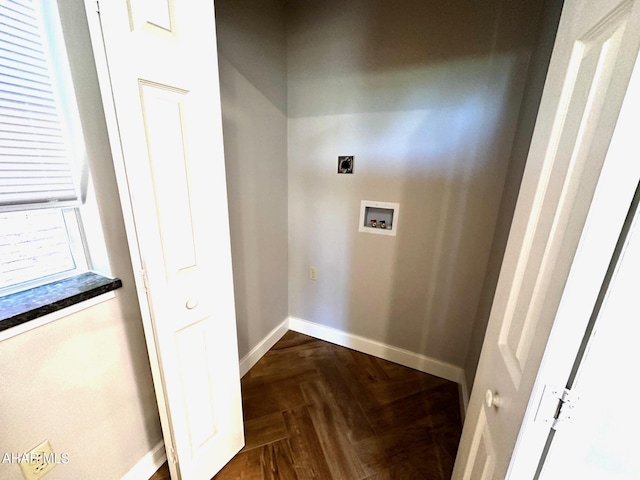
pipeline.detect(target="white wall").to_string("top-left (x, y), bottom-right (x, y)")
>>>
top-left (215, 0), bottom-right (289, 358)
top-left (0, 3), bottom-right (162, 479)
top-left (287, 0), bottom-right (544, 367)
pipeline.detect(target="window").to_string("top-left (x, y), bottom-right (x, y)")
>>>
top-left (0, 0), bottom-right (121, 332)
top-left (0, 208), bottom-right (87, 295)
top-left (0, 0), bottom-right (88, 295)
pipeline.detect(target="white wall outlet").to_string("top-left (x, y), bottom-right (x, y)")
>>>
top-left (19, 440), bottom-right (57, 480)
top-left (309, 265), bottom-right (317, 281)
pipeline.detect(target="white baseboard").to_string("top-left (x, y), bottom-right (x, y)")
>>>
top-left (121, 440), bottom-right (165, 480)
top-left (239, 318), bottom-right (289, 377)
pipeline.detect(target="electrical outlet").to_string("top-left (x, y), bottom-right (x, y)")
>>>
top-left (19, 440), bottom-right (57, 480)
top-left (309, 266), bottom-right (317, 281)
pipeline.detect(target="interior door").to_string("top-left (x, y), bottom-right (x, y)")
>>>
top-left (538, 189), bottom-right (640, 479)
top-left (83, 1), bottom-right (244, 479)
top-left (452, 1), bottom-right (640, 478)
top-left (505, 32), bottom-right (640, 478)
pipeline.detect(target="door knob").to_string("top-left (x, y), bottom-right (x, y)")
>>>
top-left (485, 390), bottom-right (504, 408)
top-left (186, 297), bottom-right (199, 310)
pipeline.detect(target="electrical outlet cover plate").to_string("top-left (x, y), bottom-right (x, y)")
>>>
top-left (338, 156), bottom-right (354, 174)
top-left (19, 440), bottom-right (57, 480)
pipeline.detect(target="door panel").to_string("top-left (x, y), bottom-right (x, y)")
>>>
top-left (465, 411), bottom-right (496, 480)
top-left (176, 321), bottom-right (219, 450)
top-left (139, 82), bottom-right (197, 274)
top-left (453, 1), bottom-right (640, 478)
top-left (85, 1), bottom-right (244, 478)
top-left (129, 0), bottom-right (173, 31)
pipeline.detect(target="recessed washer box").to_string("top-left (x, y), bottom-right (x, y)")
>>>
top-left (359, 200), bottom-right (400, 236)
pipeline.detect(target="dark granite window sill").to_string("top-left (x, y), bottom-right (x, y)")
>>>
top-left (0, 272), bottom-right (122, 332)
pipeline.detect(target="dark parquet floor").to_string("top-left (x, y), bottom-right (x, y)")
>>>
top-left (150, 331), bottom-right (462, 479)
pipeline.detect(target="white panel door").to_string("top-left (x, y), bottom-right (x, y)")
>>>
top-left (84, 1), bottom-right (244, 479)
top-left (506, 33), bottom-right (640, 478)
top-left (452, 1), bottom-right (640, 478)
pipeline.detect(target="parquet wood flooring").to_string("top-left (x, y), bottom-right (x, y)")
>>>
top-left (149, 331), bottom-right (462, 480)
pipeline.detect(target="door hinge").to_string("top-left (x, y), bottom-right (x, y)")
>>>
top-left (551, 387), bottom-right (579, 430)
top-left (139, 269), bottom-right (149, 293)
top-left (168, 446), bottom-right (178, 465)
top-left (534, 384), bottom-right (580, 430)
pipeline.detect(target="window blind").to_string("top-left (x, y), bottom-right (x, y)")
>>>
top-left (0, 0), bottom-right (80, 211)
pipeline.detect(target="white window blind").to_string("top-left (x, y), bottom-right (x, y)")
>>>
top-left (0, 0), bottom-right (81, 211)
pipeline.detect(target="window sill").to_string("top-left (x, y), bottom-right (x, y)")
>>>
top-left (0, 272), bottom-right (122, 333)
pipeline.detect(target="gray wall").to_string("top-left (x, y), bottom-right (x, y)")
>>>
top-left (0, 2), bottom-right (162, 479)
top-left (215, 0), bottom-right (289, 358)
top-left (287, 0), bottom-right (544, 367)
